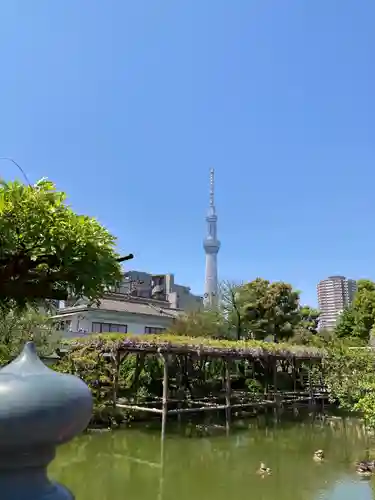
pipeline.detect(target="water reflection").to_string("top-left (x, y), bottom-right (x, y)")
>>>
top-left (316, 475), bottom-right (373, 500)
top-left (50, 416), bottom-right (374, 500)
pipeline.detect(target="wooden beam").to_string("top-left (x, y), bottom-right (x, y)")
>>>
top-left (116, 404), bottom-right (163, 414)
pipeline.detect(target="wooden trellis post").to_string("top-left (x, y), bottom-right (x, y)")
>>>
top-left (273, 357), bottom-right (277, 399)
top-left (292, 356), bottom-right (297, 394)
top-left (224, 358), bottom-right (231, 434)
top-left (273, 357), bottom-right (278, 420)
top-left (159, 351), bottom-right (169, 441)
top-left (176, 355), bottom-right (183, 427)
top-left (112, 349), bottom-right (121, 410)
top-left (307, 362), bottom-right (314, 410)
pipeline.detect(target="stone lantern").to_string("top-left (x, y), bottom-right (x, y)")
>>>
top-left (0, 342), bottom-right (93, 499)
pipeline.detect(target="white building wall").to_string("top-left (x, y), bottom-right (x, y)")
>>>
top-left (60, 310), bottom-right (176, 337)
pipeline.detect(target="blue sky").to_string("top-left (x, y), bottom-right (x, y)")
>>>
top-left (0, 1), bottom-right (374, 307)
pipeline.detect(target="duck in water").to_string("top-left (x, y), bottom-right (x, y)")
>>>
top-left (313, 450), bottom-right (325, 462)
top-left (356, 460), bottom-right (375, 477)
top-left (257, 462), bottom-right (272, 476)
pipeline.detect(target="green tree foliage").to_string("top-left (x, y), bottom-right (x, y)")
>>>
top-left (0, 309), bottom-right (60, 365)
top-left (334, 279), bottom-right (375, 342)
top-left (56, 346), bottom-right (124, 427)
top-left (351, 279), bottom-right (375, 340)
top-left (168, 309), bottom-right (231, 339)
top-left (298, 305), bottom-right (320, 334)
top-left (219, 280), bottom-right (244, 340)
top-left (171, 279), bottom-right (318, 342)
top-left (316, 343), bottom-right (375, 428)
top-left (290, 306), bottom-right (321, 345)
top-left (0, 179), bottom-right (125, 310)
top-left (235, 278), bottom-right (300, 341)
top-left (370, 324), bottom-right (375, 347)
top-left (335, 307), bottom-right (356, 338)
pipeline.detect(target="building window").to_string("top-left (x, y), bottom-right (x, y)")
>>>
top-left (144, 326), bottom-right (166, 334)
top-left (56, 319), bottom-right (72, 331)
top-left (92, 322), bottom-right (128, 333)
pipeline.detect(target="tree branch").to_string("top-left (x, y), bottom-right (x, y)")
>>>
top-left (0, 281), bottom-right (68, 300)
top-left (116, 253), bottom-right (134, 263)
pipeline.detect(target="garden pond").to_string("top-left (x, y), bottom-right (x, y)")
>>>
top-left (51, 415), bottom-right (375, 500)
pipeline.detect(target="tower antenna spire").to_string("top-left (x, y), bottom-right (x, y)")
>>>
top-left (209, 168), bottom-right (214, 207)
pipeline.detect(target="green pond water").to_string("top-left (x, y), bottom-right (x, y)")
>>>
top-left (51, 416), bottom-right (375, 500)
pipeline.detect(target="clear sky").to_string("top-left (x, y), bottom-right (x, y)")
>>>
top-left (0, 1), bottom-right (374, 307)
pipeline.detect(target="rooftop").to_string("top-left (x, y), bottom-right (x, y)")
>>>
top-left (53, 298), bottom-right (182, 319)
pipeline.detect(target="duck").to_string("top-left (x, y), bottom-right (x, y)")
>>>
top-left (257, 462), bottom-right (272, 476)
top-left (356, 460), bottom-right (375, 477)
top-left (313, 450), bottom-right (325, 462)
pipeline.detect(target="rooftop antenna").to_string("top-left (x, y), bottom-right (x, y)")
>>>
top-left (209, 168), bottom-right (214, 207)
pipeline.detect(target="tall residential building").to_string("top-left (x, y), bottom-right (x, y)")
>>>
top-left (317, 276), bottom-right (357, 330)
top-left (203, 168), bottom-right (220, 308)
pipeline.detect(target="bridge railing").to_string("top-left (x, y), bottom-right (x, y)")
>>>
top-left (0, 342), bottom-right (93, 500)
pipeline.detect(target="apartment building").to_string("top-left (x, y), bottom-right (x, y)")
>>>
top-left (317, 276), bottom-right (357, 330)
